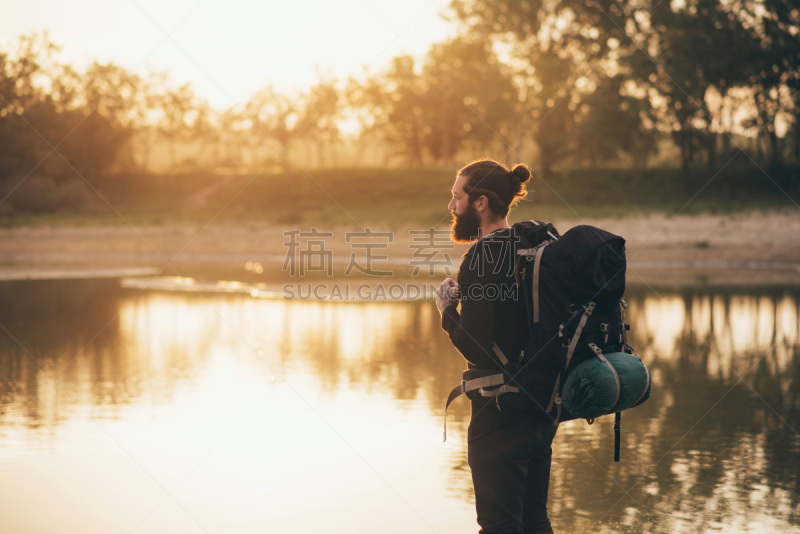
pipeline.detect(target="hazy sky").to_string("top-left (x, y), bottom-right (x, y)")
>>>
top-left (1, 0), bottom-right (458, 109)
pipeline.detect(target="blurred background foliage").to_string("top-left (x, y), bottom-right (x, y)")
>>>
top-left (0, 0), bottom-right (799, 222)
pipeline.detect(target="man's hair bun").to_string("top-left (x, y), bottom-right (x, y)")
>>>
top-left (511, 164), bottom-right (531, 184)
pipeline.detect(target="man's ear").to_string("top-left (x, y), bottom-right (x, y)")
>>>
top-left (475, 195), bottom-right (489, 213)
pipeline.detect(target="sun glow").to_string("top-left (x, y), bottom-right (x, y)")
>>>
top-left (1, 0), bottom-right (457, 109)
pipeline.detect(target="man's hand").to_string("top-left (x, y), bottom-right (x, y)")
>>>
top-left (435, 278), bottom-right (459, 314)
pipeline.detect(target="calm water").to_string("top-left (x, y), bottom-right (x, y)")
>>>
top-left (1, 278), bottom-right (799, 533)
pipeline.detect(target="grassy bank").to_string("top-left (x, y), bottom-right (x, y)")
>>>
top-left (2, 158), bottom-right (798, 228)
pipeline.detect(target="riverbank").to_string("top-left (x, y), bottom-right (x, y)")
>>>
top-left (1, 211), bottom-right (798, 288)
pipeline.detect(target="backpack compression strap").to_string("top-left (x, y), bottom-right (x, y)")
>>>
top-left (546, 302), bottom-right (597, 426)
top-left (588, 343), bottom-right (621, 409)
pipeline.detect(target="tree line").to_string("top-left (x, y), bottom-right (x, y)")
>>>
top-left (1, 0), bottom-right (798, 200)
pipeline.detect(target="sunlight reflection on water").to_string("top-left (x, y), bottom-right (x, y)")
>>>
top-left (0, 279), bottom-right (798, 533)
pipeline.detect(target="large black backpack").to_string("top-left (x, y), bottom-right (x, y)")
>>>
top-left (444, 221), bottom-right (651, 461)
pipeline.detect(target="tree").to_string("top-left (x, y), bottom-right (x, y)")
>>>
top-left (216, 107), bottom-right (248, 169)
top-left (245, 80), bottom-right (343, 172)
top-left (745, 0), bottom-right (800, 169)
top-left (421, 36), bottom-right (520, 164)
top-left (0, 34), bottom-right (130, 189)
top-left (0, 34), bottom-right (62, 186)
top-left (348, 56), bottom-right (426, 165)
top-left (156, 83), bottom-right (199, 171)
top-left (81, 61), bottom-right (145, 172)
top-left (349, 38), bottom-right (521, 166)
top-left (448, 0), bottom-right (619, 174)
top-left (296, 76), bottom-right (341, 168)
top-left (576, 74), bottom-right (656, 168)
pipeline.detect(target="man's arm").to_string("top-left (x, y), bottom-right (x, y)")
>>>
top-left (439, 267), bottom-right (500, 369)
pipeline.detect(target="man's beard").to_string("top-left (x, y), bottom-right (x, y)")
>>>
top-left (450, 203), bottom-right (482, 243)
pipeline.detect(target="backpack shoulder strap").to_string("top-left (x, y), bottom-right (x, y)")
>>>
top-left (514, 225), bottom-right (559, 324)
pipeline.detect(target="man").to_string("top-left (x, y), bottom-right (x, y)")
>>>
top-left (435, 159), bottom-right (558, 534)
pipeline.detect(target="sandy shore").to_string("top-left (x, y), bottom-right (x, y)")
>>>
top-left (1, 212), bottom-right (798, 287)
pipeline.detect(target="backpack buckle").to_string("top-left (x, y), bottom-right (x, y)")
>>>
top-left (588, 343), bottom-right (604, 357)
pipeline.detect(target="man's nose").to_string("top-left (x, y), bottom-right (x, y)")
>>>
top-left (448, 199), bottom-right (455, 210)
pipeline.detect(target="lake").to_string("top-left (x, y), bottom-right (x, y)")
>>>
top-left (1, 277), bottom-right (798, 533)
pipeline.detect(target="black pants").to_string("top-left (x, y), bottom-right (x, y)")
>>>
top-left (468, 405), bottom-right (557, 534)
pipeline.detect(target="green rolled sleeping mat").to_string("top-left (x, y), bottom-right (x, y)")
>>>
top-left (561, 352), bottom-right (651, 419)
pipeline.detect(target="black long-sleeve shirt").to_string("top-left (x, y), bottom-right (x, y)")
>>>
top-left (441, 227), bottom-right (528, 370)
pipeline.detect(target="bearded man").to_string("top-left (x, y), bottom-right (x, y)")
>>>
top-left (435, 159), bottom-right (558, 534)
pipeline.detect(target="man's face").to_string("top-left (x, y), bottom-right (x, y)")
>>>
top-left (449, 174), bottom-right (481, 243)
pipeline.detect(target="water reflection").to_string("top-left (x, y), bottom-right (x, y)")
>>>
top-left (0, 280), bottom-right (798, 533)
top-left (544, 290), bottom-right (800, 533)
